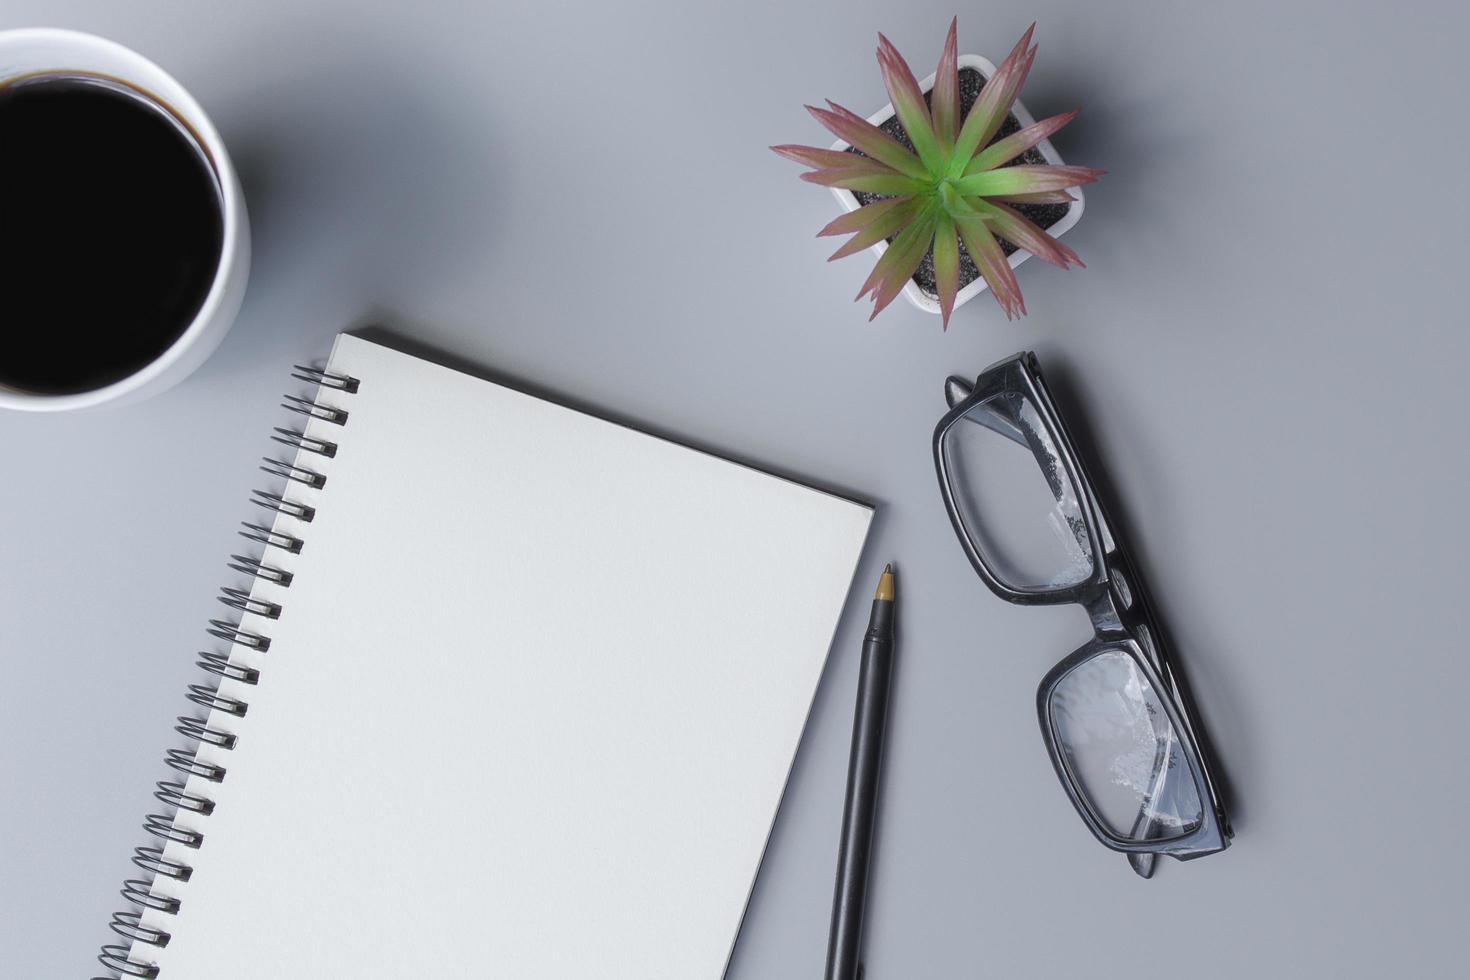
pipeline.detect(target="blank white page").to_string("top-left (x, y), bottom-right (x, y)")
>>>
top-left (133, 333), bottom-right (871, 978)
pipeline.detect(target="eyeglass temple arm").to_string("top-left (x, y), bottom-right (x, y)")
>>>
top-left (1123, 728), bottom-right (1178, 879)
top-left (1150, 645), bottom-right (1233, 837)
top-left (1130, 609), bottom-right (1212, 789)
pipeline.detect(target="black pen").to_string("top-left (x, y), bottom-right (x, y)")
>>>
top-left (824, 563), bottom-right (896, 980)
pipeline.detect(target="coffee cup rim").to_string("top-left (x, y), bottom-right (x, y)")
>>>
top-left (0, 28), bottom-right (249, 412)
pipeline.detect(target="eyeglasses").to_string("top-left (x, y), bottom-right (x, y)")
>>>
top-left (933, 351), bottom-right (1231, 877)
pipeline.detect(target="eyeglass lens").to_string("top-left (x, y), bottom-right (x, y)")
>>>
top-left (941, 391), bottom-right (1093, 590)
top-left (1048, 650), bottom-right (1203, 841)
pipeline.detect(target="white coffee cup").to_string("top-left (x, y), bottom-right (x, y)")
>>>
top-left (0, 28), bottom-right (250, 412)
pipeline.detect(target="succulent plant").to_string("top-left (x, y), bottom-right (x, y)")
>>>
top-left (772, 20), bottom-right (1103, 324)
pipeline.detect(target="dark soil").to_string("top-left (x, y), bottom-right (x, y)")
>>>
top-left (847, 66), bottom-right (1069, 297)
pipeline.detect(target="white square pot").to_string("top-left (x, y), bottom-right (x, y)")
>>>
top-left (827, 53), bottom-right (1085, 315)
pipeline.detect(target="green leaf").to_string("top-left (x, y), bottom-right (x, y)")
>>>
top-left (932, 211), bottom-right (960, 327)
top-left (800, 169), bottom-right (931, 195)
top-left (965, 110), bottom-right (1079, 174)
top-left (876, 34), bottom-right (944, 173)
top-left (865, 214), bottom-right (938, 319)
top-left (791, 153), bottom-right (899, 178)
top-left (816, 195), bottom-right (913, 237)
top-left (949, 25), bottom-right (1035, 177)
top-left (930, 18), bottom-right (960, 147)
top-left (965, 198), bottom-right (1083, 269)
top-left (805, 103), bottom-right (930, 180)
top-left (856, 202), bottom-right (938, 316)
top-left (771, 144), bottom-right (878, 170)
top-left (955, 165), bottom-right (1103, 197)
top-left (828, 197), bottom-right (924, 260)
top-left (955, 214), bottom-right (1025, 319)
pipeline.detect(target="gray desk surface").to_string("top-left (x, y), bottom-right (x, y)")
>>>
top-left (3, 1), bottom-right (1467, 976)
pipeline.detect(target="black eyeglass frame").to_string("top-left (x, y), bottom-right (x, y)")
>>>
top-left (933, 351), bottom-right (1231, 872)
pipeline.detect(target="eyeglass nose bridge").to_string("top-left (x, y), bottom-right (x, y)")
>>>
top-left (1083, 584), bottom-right (1125, 636)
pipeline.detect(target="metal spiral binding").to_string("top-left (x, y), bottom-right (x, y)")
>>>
top-left (291, 365), bottom-right (360, 393)
top-left (225, 555), bottom-right (294, 588)
top-left (162, 746), bottom-right (225, 783)
top-left (282, 394), bottom-right (348, 425)
top-left (185, 684), bottom-right (249, 717)
top-left (99, 943), bottom-right (161, 978)
top-left (205, 618), bottom-right (272, 651)
top-left (173, 716), bottom-right (237, 750)
top-left (144, 813), bottom-right (203, 848)
top-left (195, 651), bottom-right (260, 685)
top-left (109, 911), bottom-right (171, 948)
top-left (271, 426), bottom-right (338, 458)
top-left (96, 365), bottom-right (358, 980)
top-left (120, 881), bottom-right (179, 913)
top-left (218, 584), bottom-right (282, 618)
top-left (250, 490), bottom-right (315, 522)
top-left (236, 524), bottom-right (302, 556)
top-left (260, 457), bottom-right (327, 489)
top-left (154, 780), bottom-right (217, 814)
top-left (131, 847), bottom-right (192, 882)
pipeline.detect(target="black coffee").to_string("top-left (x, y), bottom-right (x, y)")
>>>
top-left (0, 73), bottom-right (224, 395)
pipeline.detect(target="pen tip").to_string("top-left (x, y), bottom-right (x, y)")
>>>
top-left (875, 564), bottom-right (895, 601)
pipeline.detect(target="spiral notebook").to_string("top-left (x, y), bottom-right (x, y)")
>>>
top-left (101, 332), bottom-right (872, 979)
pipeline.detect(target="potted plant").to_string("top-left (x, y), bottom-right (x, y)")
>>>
top-left (773, 20), bottom-right (1102, 325)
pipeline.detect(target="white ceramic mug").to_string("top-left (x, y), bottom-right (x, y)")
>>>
top-left (0, 28), bottom-right (249, 412)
